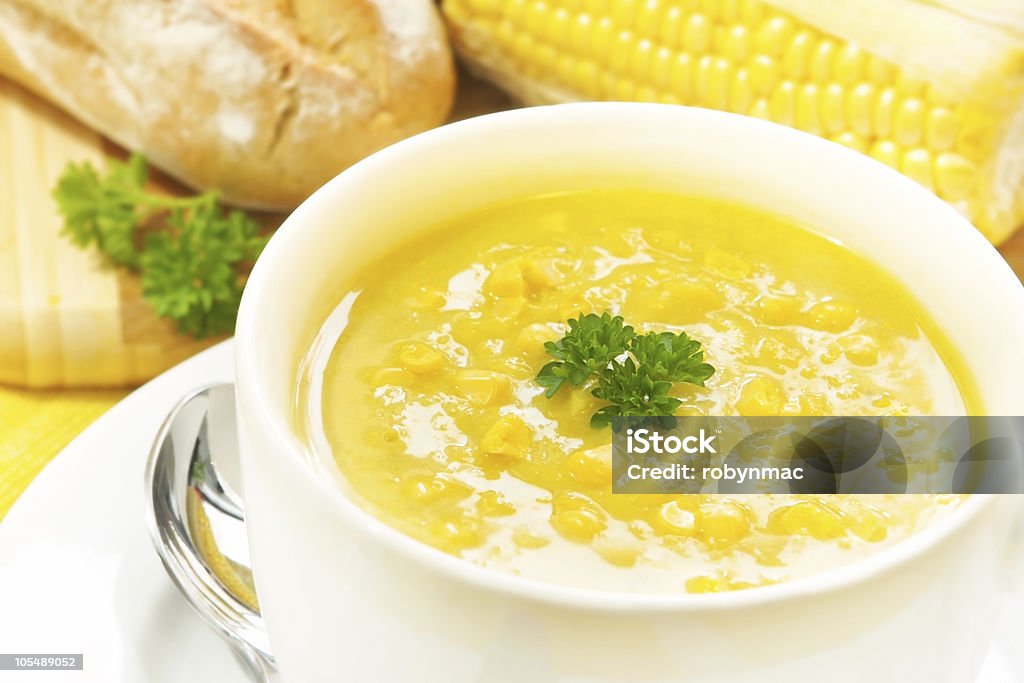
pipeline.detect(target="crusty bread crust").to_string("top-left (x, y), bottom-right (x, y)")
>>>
top-left (0, 0), bottom-right (455, 209)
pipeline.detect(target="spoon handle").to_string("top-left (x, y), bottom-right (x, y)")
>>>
top-left (145, 383), bottom-right (279, 682)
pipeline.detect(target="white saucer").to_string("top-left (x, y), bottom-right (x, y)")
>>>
top-left (0, 340), bottom-right (1021, 682)
top-left (0, 341), bottom-right (247, 683)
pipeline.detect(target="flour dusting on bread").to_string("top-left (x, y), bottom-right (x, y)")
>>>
top-left (0, 0), bottom-right (455, 209)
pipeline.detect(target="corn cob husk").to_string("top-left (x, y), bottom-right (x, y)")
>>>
top-left (442, 0), bottom-right (1024, 244)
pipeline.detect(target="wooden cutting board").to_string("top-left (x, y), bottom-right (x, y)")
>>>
top-left (0, 72), bottom-right (1019, 388)
top-left (0, 77), bottom-right (225, 389)
top-left (0, 70), bottom-right (512, 389)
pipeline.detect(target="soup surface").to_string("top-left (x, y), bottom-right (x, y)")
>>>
top-left (301, 191), bottom-right (972, 593)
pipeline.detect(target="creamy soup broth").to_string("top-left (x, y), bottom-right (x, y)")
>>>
top-left (299, 191), bottom-right (973, 593)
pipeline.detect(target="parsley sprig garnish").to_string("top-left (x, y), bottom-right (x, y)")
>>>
top-left (536, 312), bottom-right (636, 397)
top-left (53, 154), bottom-right (267, 338)
top-left (537, 313), bottom-right (715, 428)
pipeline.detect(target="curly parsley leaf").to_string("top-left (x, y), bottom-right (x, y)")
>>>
top-left (53, 154), bottom-right (148, 268)
top-left (536, 313), bottom-right (715, 427)
top-left (536, 312), bottom-right (635, 397)
top-left (629, 331), bottom-right (715, 386)
top-left (590, 357), bottom-right (682, 428)
top-left (141, 201), bottom-right (266, 338)
top-left (53, 154), bottom-right (267, 338)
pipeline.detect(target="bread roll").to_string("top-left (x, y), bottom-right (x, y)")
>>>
top-left (0, 0), bottom-right (455, 209)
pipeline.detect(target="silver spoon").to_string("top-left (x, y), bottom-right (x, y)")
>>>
top-left (144, 384), bottom-right (277, 682)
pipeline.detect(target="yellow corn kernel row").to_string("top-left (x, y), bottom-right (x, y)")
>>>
top-left (443, 0), bottom-right (1024, 243)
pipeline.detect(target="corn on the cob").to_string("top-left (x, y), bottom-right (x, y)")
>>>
top-left (443, 0), bottom-right (1024, 244)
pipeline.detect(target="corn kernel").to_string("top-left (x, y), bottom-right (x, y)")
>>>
top-left (819, 342), bottom-right (842, 365)
top-left (704, 246), bottom-right (753, 279)
top-left (659, 6), bottom-right (684, 48)
top-left (683, 13), bottom-right (712, 54)
top-left (848, 508), bottom-right (889, 542)
top-left (494, 19), bottom-right (518, 51)
top-left (874, 88), bottom-right (897, 138)
top-left (749, 97), bottom-right (770, 119)
top-left (806, 299), bottom-right (857, 332)
top-left (846, 82), bottom-right (875, 138)
top-left (770, 80), bottom-right (797, 126)
top-left (730, 68), bottom-right (755, 113)
top-left (838, 334), bottom-right (880, 366)
top-left (546, 7), bottom-right (571, 44)
top-left (429, 515), bottom-right (485, 551)
top-left (477, 490), bottom-right (517, 516)
top-left (739, 0), bottom-right (765, 25)
top-left (749, 55), bottom-right (779, 95)
top-left (809, 39), bottom-right (835, 82)
top-left (720, 0), bottom-right (742, 23)
top-left (609, 30), bottom-right (634, 74)
top-left (650, 46), bottom-right (672, 90)
top-left (901, 148), bottom-right (935, 191)
top-left (568, 12), bottom-right (592, 53)
top-left (372, 367), bottom-right (416, 387)
top-left (485, 260), bottom-right (527, 298)
top-left (925, 107), bottom-right (958, 152)
top-left (934, 153), bottom-right (976, 202)
top-left (651, 500), bottom-right (700, 536)
top-left (798, 392), bottom-right (830, 415)
top-left (550, 493), bottom-right (608, 542)
top-left (412, 287), bottom-right (446, 308)
top-left (833, 44), bottom-right (865, 85)
top-left (513, 526), bottom-right (551, 548)
top-left (693, 55), bottom-right (714, 105)
top-left (516, 322), bottom-right (561, 353)
top-left (523, 0), bottom-right (548, 35)
top-left (698, 500), bottom-right (752, 545)
top-left (633, 38), bottom-right (655, 78)
top-left (456, 369), bottom-right (513, 406)
top-left (480, 414), bottom-right (533, 457)
top-left (566, 444), bottom-right (613, 486)
top-left (521, 258), bottom-right (563, 290)
top-left (894, 98), bottom-right (926, 147)
top-left (753, 293), bottom-right (802, 325)
top-left (492, 296), bottom-right (526, 320)
top-left (755, 15), bottom-right (794, 58)
top-left (707, 57), bottom-right (733, 109)
top-left (795, 83), bottom-right (823, 135)
top-left (737, 375), bottom-right (787, 416)
top-left (669, 52), bottom-right (695, 102)
top-left (401, 471), bottom-right (473, 503)
top-left (686, 574), bottom-right (729, 593)
top-left (769, 501), bottom-right (844, 540)
top-left (820, 83), bottom-right (846, 134)
top-left (469, 0), bottom-right (503, 12)
top-left (723, 25), bottom-right (751, 62)
top-left (831, 131), bottom-right (866, 154)
top-left (868, 139), bottom-right (900, 167)
top-left (594, 537), bottom-right (642, 567)
top-left (611, 0), bottom-right (638, 27)
top-left (781, 30), bottom-right (815, 80)
top-left (555, 53), bottom-right (577, 86)
top-left (711, 24), bottom-right (728, 54)
top-left (589, 15), bottom-right (615, 61)
top-left (698, 0), bottom-right (721, 21)
top-left (398, 341), bottom-right (447, 375)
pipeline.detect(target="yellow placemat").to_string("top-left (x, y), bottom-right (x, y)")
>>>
top-left (0, 386), bottom-right (125, 519)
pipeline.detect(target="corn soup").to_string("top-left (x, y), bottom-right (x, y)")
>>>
top-left (299, 190), bottom-right (972, 593)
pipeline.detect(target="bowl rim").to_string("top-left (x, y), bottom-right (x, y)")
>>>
top-left (236, 102), bottom-right (1021, 613)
